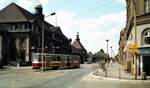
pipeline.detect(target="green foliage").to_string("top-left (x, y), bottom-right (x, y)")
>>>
top-left (93, 49), bottom-right (109, 63)
top-left (114, 53), bottom-right (119, 62)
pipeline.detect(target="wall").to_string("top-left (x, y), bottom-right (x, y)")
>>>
top-left (0, 36), bottom-right (2, 67)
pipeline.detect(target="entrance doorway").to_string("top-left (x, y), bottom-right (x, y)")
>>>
top-left (143, 56), bottom-right (150, 75)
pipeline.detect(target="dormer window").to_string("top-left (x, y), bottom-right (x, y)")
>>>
top-left (142, 29), bottom-right (150, 45)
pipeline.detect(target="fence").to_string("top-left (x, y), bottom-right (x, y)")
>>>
top-left (92, 62), bottom-right (144, 80)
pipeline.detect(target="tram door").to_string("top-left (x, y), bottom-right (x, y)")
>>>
top-left (143, 56), bottom-right (150, 75)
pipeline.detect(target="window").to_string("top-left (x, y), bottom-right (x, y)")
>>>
top-left (142, 29), bottom-right (150, 45)
top-left (25, 23), bottom-right (28, 29)
top-left (22, 24), bottom-right (25, 30)
top-left (12, 25), bottom-right (15, 30)
top-left (145, 0), bottom-right (150, 13)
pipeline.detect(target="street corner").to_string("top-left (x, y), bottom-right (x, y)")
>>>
top-left (91, 72), bottom-right (150, 83)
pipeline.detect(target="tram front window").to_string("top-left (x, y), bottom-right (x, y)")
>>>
top-left (33, 54), bottom-right (41, 61)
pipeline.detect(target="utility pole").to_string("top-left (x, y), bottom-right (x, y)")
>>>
top-left (110, 46), bottom-right (112, 58)
top-left (41, 12), bottom-right (58, 72)
top-left (106, 39), bottom-right (109, 63)
top-left (41, 20), bottom-right (44, 72)
top-left (131, 0), bottom-right (137, 79)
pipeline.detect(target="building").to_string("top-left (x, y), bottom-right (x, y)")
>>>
top-left (119, 0), bottom-right (150, 76)
top-left (72, 32), bottom-right (87, 63)
top-left (0, 3), bottom-right (72, 66)
top-left (119, 28), bottom-right (131, 72)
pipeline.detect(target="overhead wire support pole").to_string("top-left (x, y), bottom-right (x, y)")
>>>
top-left (131, 0), bottom-right (137, 79)
top-left (55, 13), bottom-right (57, 27)
top-left (133, 0), bottom-right (137, 80)
top-left (41, 12), bottom-right (57, 72)
top-left (106, 39), bottom-right (109, 63)
top-left (41, 19), bottom-right (44, 72)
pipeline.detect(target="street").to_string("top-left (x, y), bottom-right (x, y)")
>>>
top-left (0, 64), bottom-right (150, 88)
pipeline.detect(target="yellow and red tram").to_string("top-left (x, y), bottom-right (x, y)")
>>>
top-left (32, 53), bottom-right (80, 69)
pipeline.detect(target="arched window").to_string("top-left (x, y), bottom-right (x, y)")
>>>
top-left (142, 29), bottom-right (150, 45)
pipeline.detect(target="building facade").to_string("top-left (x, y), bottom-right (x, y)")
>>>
top-left (0, 3), bottom-right (72, 66)
top-left (72, 32), bottom-right (87, 64)
top-left (119, 0), bottom-right (150, 76)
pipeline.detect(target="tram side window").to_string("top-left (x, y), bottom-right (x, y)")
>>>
top-left (52, 56), bottom-right (55, 61)
top-left (65, 57), bottom-right (67, 61)
top-left (38, 55), bottom-right (41, 61)
top-left (57, 56), bottom-right (60, 61)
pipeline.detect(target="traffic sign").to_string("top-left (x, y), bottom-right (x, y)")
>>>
top-left (130, 43), bottom-right (138, 53)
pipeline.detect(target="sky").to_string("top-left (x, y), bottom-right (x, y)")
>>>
top-left (0, 0), bottom-right (126, 55)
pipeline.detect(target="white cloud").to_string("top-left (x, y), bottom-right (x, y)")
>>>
top-left (45, 10), bottom-right (126, 54)
top-left (0, 0), bottom-right (14, 9)
top-left (16, 0), bottom-right (34, 10)
top-left (39, 0), bottom-right (48, 6)
top-left (115, 0), bottom-right (126, 5)
top-left (16, 0), bottom-right (49, 12)
top-left (0, 0), bottom-right (126, 55)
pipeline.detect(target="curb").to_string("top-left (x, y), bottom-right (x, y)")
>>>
top-left (90, 72), bottom-right (150, 82)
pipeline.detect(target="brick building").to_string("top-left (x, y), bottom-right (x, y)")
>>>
top-left (72, 32), bottom-right (87, 63)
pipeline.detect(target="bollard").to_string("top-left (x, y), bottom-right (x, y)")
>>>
top-left (105, 68), bottom-right (107, 77)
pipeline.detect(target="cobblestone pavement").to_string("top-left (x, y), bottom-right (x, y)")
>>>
top-left (0, 64), bottom-right (150, 88)
top-left (78, 73), bottom-right (150, 88)
top-left (93, 62), bottom-right (150, 80)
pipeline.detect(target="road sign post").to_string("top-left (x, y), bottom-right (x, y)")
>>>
top-left (131, 43), bottom-right (138, 53)
top-left (130, 43), bottom-right (138, 79)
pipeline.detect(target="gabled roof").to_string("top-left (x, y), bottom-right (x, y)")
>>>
top-left (72, 32), bottom-right (86, 51)
top-left (0, 2), bottom-right (34, 23)
top-left (72, 40), bottom-right (86, 50)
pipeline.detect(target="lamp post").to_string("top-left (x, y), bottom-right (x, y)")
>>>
top-left (131, 0), bottom-right (137, 79)
top-left (110, 46), bottom-right (112, 57)
top-left (41, 12), bottom-right (57, 72)
top-left (106, 39), bottom-right (109, 63)
top-left (41, 20), bottom-right (44, 72)
top-left (50, 12), bottom-right (57, 27)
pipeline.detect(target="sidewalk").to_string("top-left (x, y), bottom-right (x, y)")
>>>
top-left (93, 62), bottom-right (150, 80)
top-left (0, 66), bottom-right (33, 73)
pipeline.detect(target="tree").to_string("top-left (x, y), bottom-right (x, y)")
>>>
top-left (87, 52), bottom-right (93, 63)
top-left (93, 49), bottom-right (107, 63)
top-left (114, 53), bottom-right (119, 62)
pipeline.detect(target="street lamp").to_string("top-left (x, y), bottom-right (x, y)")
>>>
top-left (41, 13), bottom-right (57, 72)
top-left (106, 39), bottom-right (109, 63)
top-left (50, 12), bottom-right (57, 27)
top-left (131, 0), bottom-right (137, 79)
top-left (41, 19), bottom-right (44, 72)
top-left (110, 46), bottom-right (112, 58)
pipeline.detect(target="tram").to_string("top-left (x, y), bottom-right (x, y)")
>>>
top-left (32, 53), bottom-right (80, 69)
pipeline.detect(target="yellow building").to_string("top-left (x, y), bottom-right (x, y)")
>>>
top-left (119, 0), bottom-right (150, 76)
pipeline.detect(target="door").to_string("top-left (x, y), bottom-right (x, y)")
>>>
top-left (143, 56), bottom-right (150, 75)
